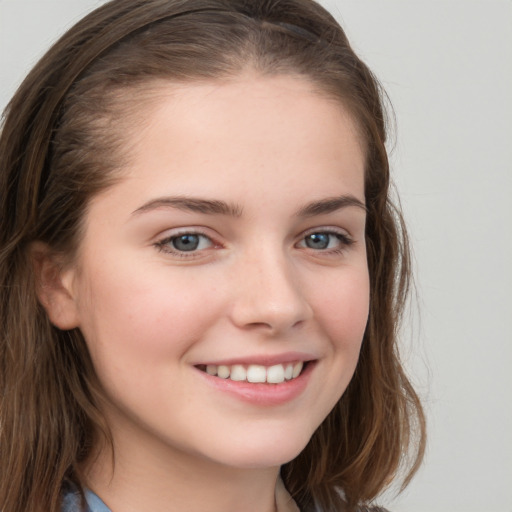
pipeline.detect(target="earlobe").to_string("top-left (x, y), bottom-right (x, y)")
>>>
top-left (31, 242), bottom-right (80, 330)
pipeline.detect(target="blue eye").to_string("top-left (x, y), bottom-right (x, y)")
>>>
top-left (305, 233), bottom-right (331, 250)
top-left (157, 232), bottom-right (213, 254)
top-left (172, 234), bottom-right (201, 251)
top-left (300, 231), bottom-right (353, 251)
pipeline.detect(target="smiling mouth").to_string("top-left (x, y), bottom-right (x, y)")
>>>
top-left (195, 361), bottom-right (309, 384)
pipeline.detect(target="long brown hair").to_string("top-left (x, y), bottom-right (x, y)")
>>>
top-left (0, 1), bottom-right (425, 511)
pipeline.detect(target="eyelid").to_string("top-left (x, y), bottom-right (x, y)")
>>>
top-left (295, 227), bottom-right (355, 251)
top-left (154, 227), bottom-right (221, 258)
top-left (299, 226), bottom-right (354, 241)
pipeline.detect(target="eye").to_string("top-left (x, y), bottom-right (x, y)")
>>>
top-left (298, 231), bottom-right (353, 251)
top-left (156, 232), bottom-right (214, 254)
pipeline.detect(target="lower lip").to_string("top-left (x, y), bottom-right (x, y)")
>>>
top-left (196, 362), bottom-right (315, 406)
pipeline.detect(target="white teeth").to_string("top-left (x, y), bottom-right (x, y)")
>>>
top-left (217, 365), bottom-right (230, 379)
top-left (292, 362), bottom-right (303, 379)
top-left (202, 361), bottom-right (306, 384)
top-left (230, 364), bottom-right (246, 381)
top-left (266, 364), bottom-right (285, 384)
top-left (247, 365), bottom-right (267, 383)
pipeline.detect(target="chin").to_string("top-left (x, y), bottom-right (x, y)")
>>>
top-left (201, 424), bottom-right (316, 470)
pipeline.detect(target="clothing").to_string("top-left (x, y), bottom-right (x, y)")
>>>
top-left (60, 485), bottom-right (390, 512)
top-left (61, 478), bottom-right (300, 512)
top-left (61, 486), bottom-right (110, 512)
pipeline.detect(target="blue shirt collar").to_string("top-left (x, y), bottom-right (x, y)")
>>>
top-left (61, 485), bottom-right (111, 512)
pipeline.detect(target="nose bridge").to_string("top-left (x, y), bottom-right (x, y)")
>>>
top-left (230, 243), bottom-right (312, 333)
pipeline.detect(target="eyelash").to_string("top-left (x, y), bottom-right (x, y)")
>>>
top-left (154, 230), bottom-right (215, 258)
top-left (299, 229), bottom-right (355, 254)
top-left (154, 228), bottom-right (354, 258)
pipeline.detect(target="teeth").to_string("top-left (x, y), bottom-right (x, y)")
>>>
top-left (247, 365), bottom-right (266, 383)
top-left (230, 364), bottom-right (246, 381)
top-left (292, 361), bottom-right (303, 378)
top-left (217, 365), bottom-right (230, 379)
top-left (267, 364), bottom-right (285, 384)
top-left (201, 362), bottom-right (305, 384)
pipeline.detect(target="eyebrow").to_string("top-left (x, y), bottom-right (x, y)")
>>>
top-left (132, 194), bottom-right (366, 218)
top-left (296, 195), bottom-right (367, 217)
top-left (132, 196), bottom-right (243, 217)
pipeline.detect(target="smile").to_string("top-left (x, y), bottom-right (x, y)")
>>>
top-left (195, 359), bottom-right (316, 405)
top-left (197, 362), bottom-right (305, 384)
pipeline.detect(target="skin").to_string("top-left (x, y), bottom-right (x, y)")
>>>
top-left (40, 74), bottom-right (369, 512)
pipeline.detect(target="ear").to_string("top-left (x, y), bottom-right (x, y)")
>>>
top-left (31, 242), bottom-right (80, 330)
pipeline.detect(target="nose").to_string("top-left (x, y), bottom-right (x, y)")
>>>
top-left (229, 250), bottom-right (313, 335)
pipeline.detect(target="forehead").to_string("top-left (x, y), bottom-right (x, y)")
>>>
top-left (87, 74), bottom-right (365, 218)
top-left (128, 75), bottom-right (362, 171)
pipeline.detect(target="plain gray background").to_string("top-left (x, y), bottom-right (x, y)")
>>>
top-left (1, 1), bottom-right (511, 511)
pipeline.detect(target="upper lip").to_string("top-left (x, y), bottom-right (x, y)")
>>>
top-left (192, 351), bottom-right (318, 367)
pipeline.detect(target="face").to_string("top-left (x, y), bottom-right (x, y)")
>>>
top-left (60, 74), bottom-right (369, 470)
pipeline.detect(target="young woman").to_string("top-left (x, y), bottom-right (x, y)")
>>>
top-left (0, 1), bottom-right (426, 511)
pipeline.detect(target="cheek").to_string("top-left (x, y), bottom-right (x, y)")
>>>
top-left (316, 270), bottom-right (370, 346)
top-left (75, 259), bottom-right (225, 370)
top-left (309, 267), bottom-right (369, 400)
top-left (293, 267), bottom-right (369, 430)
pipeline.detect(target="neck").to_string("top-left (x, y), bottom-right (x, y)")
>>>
top-left (83, 428), bottom-right (281, 512)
